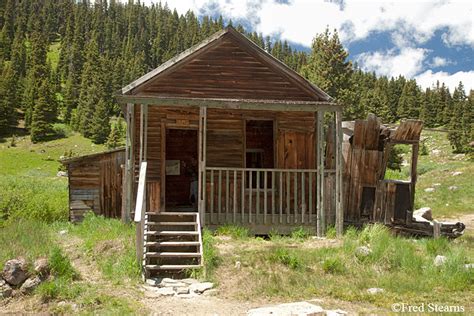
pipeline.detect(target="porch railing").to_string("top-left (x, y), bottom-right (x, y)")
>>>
top-left (205, 167), bottom-right (335, 225)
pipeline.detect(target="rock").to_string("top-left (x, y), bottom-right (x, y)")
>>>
top-left (355, 246), bottom-right (372, 257)
top-left (59, 230), bottom-right (68, 236)
top-left (431, 149), bottom-right (441, 155)
top-left (463, 263), bottom-right (474, 270)
top-left (424, 187), bottom-right (435, 193)
top-left (202, 289), bottom-right (218, 297)
top-left (367, 288), bottom-right (384, 294)
top-left (2, 258), bottom-right (28, 286)
top-left (452, 171), bottom-right (463, 176)
top-left (189, 282), bottom-right (214, 294)
top-left (158, 278), bottom-right (187, 288)
top-left (145, 278), bottom-right (158, 286)
top-left (175, 287), bottom-right (189, 295)
top-left (413, 207), bottom-right (433, 221)
top-left (0, 279), bottom-right (13, 299)
top-left (247, 302), bottom-right (324, 316)
top-left (154, 287), bottom-right (175, 297)
top-left (448, 186), bottom-right (458, 191)
top-left (181, 278), bottom-right (199, 285)
top-left (235, 261), bottom-right (241, 269)
top-left (56, 171), bottom-right (68, 177)
top-left (20, 276), bottom-right (41, 294)
top-left (434, 255), bottom-right (447, 267)
top-left (34, 258), bottom-right (50, 278)
top-left (326, 309), bottom-right (348, 316)
top-left (432, 183), bottom-right (441, 187)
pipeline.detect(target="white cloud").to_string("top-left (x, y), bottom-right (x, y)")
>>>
top-left (355, 48), bottom-right (428, 78)
top-left (430, 56), bottom-right (454, 68)
top-left (146, 0), bottom-right (473, 48)
top-left (415, 70), bottom-right (474, 92)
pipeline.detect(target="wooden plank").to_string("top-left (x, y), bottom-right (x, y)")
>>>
top-left (256, 171), bottom-right (260, 223)
top-left (233, 170), bottom-right (237, 223)
top-left (218, 170), bottom-right (222, 223)
top-left (279, 171), bottom-right (283, 224)
top-left (271, 171), bottom-right (275, 224)
top-left (226, 170), bottom-right (230, 221)
top-left (210, 169), bottom-right (214, 224)
top-left (241, 170), bottom-right (245, 223)
top-left (249, 171), bottom-right (253, 223)
top-left (134, 162), bottom-right (148, 222)
top-left (286, 171), bottom-right (290, 224)
top-left (264, 171), bottom-right (267, 224)
top-left (301, 171), bottom-right (305, 223)
top-left (335, 110), bottom-right (343, 237)
top-left (309, 171), bottom-right (313, 223)
top-left (294, 171), bottom-right (298, 223)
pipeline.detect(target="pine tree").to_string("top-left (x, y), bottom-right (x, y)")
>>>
top-left (397, 80), bottom-right (420, 119)
top-left (106, 124), bottom-right (120, 149)
top-left (30, 80), bottom-right (56, 143)
top-left (0, 63), bottom-right (18, 132)
top-left (448, 82), bottom-right (468, 153)
top-left (90, 99), bottom-right (110, 144)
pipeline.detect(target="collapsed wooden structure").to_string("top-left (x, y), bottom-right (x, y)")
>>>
top-left (342, 114), bottom-right (465, 238)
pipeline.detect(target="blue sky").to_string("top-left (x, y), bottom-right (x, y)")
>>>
top-left (137, 0), bottom-right (474, 92)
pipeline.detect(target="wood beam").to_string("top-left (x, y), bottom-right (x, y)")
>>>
top-left (116, 95), bottom-right (342, 112)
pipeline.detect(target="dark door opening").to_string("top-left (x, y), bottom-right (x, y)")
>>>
top-left (165, 129), bottom-right (198, 209)
top-left (245, 120), bottom-right (274, 188)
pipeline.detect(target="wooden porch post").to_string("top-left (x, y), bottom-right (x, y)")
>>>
top-left (198, 106), bottom-right (207, 226)
top-left (335, 110), bottom-right (344, 237)
top-left (316, 111), bottom-right (325, 236)
top-left (122, 103), bottom-right (134, 223)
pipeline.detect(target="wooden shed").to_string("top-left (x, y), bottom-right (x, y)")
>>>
top-left (61, 149), bottom-right (125, 222)
top-left (115, 27), bottom-right (344, 276)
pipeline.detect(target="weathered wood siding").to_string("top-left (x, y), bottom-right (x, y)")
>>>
top-left (135, 33), bottom-right (319, 101)
top-left (66, 149), bottom-right (125, 222)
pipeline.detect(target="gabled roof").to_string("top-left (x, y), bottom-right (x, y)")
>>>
top-left (120, 27), bottom-right (333, 102)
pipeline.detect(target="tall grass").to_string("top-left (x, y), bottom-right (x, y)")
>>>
top-left (67, 212), bottom-right (140, 282)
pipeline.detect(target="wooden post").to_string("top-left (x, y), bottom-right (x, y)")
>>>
top-left (122, 103), bottom-right (133, 223)
top-left (316, 111), bottom-right (324, 236)
top-left (335, 110), bottom-right (344, 237)
top-left (433, 220), bottom-right (441, 238)
top-left (198, 106), bottom-right (207, 226)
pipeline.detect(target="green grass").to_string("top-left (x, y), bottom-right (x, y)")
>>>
top-left (65, 212), bottom-right (140, 283)
top-left (414, 129), bottom-right (474, 218)
top-left (213, 224), bottom-right (473, 307)
top-left (0, 133), bottom-right (106, 225)
top-left (215, 224), bottom-right (250, 239)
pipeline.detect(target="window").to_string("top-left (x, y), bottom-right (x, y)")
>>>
top-left (245, 120), bottom-right (274, 188)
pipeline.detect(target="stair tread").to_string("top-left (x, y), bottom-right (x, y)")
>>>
top-left (145, 231), bottom-right (198, 235)
top-left (146, 212), bottom-right (197, 216)
top-left (146, 252), bottom-right (201, 257)
top-left (145, 241), bottom-right (200, 246)
top-left (146, 264), bottom-right (202, 270)
top-left (146, 221), bottom-right (197, 225)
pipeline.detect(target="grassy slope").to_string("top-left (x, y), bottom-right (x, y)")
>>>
top-left (414, 129), bottom-right (474, 218)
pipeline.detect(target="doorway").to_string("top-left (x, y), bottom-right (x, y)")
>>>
top-left (165, 128), bottom-right (199, 210)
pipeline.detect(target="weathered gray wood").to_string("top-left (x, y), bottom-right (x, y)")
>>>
top-left (116, 95), bottom-right (341, 113)
top-left (264, 171), bottom-right (267, 224)
top-left (226, 170), bottom-right (230, 220)
top-left (316, 111), bottom-right (322, 236)
top-left (218, 170), bottom-right (222, 222)
top-left (433, 220), bottom-right (441, 239)
top-left (233, 170), bottom-right (237, 223)
top-left (202, 106), bottom-right (207, 226)
top-left (286, 172), bottom-right (290, 224)
top-left (279, 171), bottom-right (283, 224)
top-left (301, 172), bottom-right (305, 223)
top-left (210, 169), bottom-right (214, 223)
top-left (335, 110), bottom-right (343, 237)
top-left (271, 171), bottom-right (275, 224)
top-left (249, 171), bottom-right (253, 223)
top-left (256, 171), bottom-right (260, 223)
top-left (294, 171), bottom-right (298, 223)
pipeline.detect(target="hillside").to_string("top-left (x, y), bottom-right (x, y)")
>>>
top-left (0, 129), bottom-right (472, 314)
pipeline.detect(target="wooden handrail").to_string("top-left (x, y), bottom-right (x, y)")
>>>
top-left (206, 167), bottom-right (336, 173)
top-left (134, 162), bottom-right (148, 223)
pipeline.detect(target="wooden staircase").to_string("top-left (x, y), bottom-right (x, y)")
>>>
top-left (142, 212), bottom-right (203, 278)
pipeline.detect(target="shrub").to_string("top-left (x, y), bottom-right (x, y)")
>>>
top-left (37, 278), bottom-right (84, 302)
top-left (215, 224), bottom-right (249, 239)
top-left (290, 227), bottom-right (311, 240)
top-left (49, 247), bottom-right (78, 280)
top-left (270, 248), bottom-right (303, 270)
top-left (322, 257), bottom-right (345, 274)
top-left (52, 123), bottom-right (72, 139)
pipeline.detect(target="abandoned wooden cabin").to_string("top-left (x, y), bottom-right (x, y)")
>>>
top-left (61, 149), bottom-right (125, 222)
top-left (113, 27), bottom-right (344, 275)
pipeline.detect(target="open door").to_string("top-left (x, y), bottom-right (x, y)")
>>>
top-left (165, 128), bottom-right (199, 211)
